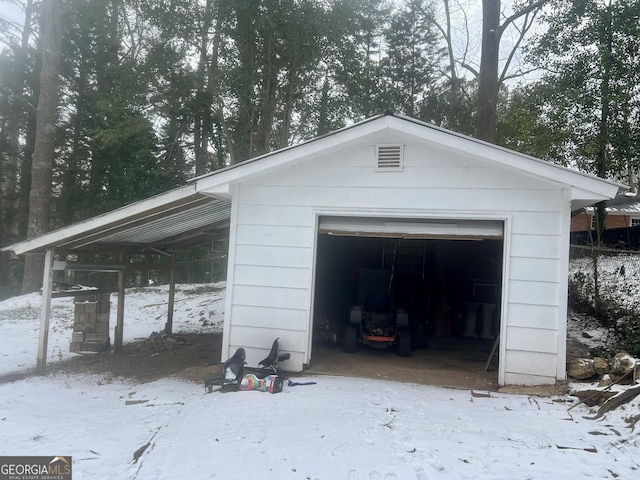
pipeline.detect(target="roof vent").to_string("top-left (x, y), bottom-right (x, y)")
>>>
top-left (376, 144), bottom-right (403, 171)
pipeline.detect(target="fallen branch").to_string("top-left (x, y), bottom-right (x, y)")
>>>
top-left (471, 390), bottom-right (491, 398)
top-left (568, 370), bottom-right (632, 413)
top-left (133, 427), bottom-right (161, 464)
top-left (585, 383), bottom-right (640, 420)
top-left (625, 413), bottom-right (640, 432)
top-left (132, 442), bottom-right (150, 464)
top-left (383, 415), bottom-right (396, 428)
top-left (556, 445), bottom-right (597, 453)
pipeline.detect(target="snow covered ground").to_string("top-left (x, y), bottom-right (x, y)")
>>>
top-left (569, 252), bottom-right (640, 314)
top-left (0, 283), bottom-right (226, 378)
top-left (1, 282), bottom-right (639, 479)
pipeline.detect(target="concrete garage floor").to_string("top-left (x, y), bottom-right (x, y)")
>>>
top-left (303, 337), bottom-right (500, 392)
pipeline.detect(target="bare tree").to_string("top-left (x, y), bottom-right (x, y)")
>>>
top-left (427, 0), bottom-right (474, 131)
top-left (21, 0), bottom-right (63, 293)
top-left (475, 0), bottom-right (549, 143)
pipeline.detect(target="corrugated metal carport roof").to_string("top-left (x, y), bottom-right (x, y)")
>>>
top-left (2, 184), bottom-right (231, 255)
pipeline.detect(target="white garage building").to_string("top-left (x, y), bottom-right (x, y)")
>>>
top-left (4, 114), bottom-right (620, 386)
top-left (196, 114), bottom-right (619, 386)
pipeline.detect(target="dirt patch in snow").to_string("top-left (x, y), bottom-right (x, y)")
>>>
top-left (47, 333), bottom-right (223, 383)
top-left (4, 312), bottom-right (613, 392)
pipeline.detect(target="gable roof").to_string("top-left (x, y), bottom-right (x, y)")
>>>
top-left (2, 114), bottom-right (622, 255)
top-left (193, 114), bottom-right (622, 207)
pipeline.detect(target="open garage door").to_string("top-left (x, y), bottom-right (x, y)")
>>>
top-left (311, 216), bottom-right (504, 387)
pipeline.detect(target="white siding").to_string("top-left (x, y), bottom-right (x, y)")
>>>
top-left (220, 138), bottom-right (569, 384)
top-left (232, 285), bottom-right (309, 310)
top-left (506, 303), bottom-right (559, 330)
top-left (509, 257), bottom-right (560, 282)
top-left (231, 305), bottom-right (308, 330)
top-left (238, 185), bottom-right (563, 212)
top-left (234, 244), bottom-right (312, 267)
top-left (235, 224), bottom-right (312, 247)
top-left (505, 326), bottom-right (559, 354)
top-left (509, 280), bottom-right (560, 306)
top-left (234, 265), bottom-right (310, 289)
top-left (236, 204), bottom-right (312, 226)
top-left (504, 350), bottom-right (559, 379)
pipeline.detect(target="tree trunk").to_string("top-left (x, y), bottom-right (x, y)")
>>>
top-left (475, 0), bottom-right (500, 143)
top-left (208, 1), bottom-right (235, 167)
top-left (194, 0), bottom-right (214, 176)
top-left (22, 0), bottom-right (63, 293)
top-left (594, 4), bottom-right (614, 245)
top-left (316, 78), bottom-right (331, 136)
top-left (443, 0), bottom-right (462, 131)
top-left (475, 0), bottom-right (550, 143)
top-left (0, 0), bottom-right (34, 290)
top-left (256, 29), bottom-right (278, 156)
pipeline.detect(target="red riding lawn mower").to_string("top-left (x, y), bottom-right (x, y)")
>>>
top-left (342, 268), bottom-right (411, 357)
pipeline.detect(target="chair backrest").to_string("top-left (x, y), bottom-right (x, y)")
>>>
top-left (224, 347), bottom-right (246, 378)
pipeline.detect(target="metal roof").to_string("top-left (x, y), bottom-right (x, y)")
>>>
top-left (604, 194), bottom-right (640, 213)
top-left (89, 197), bottom-right (230, 249)
top-left (2, 185), bottom-right (231, 255)
top-left (581, 193), bottom-right (640, 214)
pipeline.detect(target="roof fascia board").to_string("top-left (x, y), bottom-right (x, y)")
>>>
top-left (200, 184), bottom-right (231, 196)
top-left (569, 187), bottom-right (619, 212)
top-left (571, 185), bottom-right (618, 202)
top-left (3, 184), bottom-right (200, 255)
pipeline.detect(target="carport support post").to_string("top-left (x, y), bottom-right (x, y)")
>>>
top-left (36, 249), bottom-right (55, 374)
top-left (165, 252), bottom-right (176, 334)
top-left (114, 251), bottom-right (125, 351)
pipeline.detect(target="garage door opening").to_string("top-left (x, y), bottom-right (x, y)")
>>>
top-left (310, 216), bottom-right (504, 387)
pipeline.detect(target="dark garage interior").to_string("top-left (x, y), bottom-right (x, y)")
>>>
top-left (309, 228), bottom-right (504, 389)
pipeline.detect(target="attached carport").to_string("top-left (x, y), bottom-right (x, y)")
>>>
top-left (2, 184), bottom-right (231, 373)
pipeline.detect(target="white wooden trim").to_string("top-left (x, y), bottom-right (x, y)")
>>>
top-left (306, 213), bottom-right (321, 366)
top-left (36, 249), bottom-right (55, 374)
top-left (498, 216), bottom-right (512, 386)
top-left (114, 251), bottom-right (125, 351)
top-left (556, 188), bottom-right (572, 381)
top-left (221, 184), bottom-right (240, 362)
